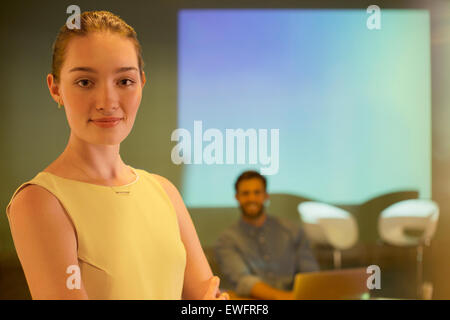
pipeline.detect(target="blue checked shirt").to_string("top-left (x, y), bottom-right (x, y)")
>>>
top-left (214, 215), bottom-right (319, 297)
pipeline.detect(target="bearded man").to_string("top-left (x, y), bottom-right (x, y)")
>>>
top-left (214, 170), bottom-right (319, 300)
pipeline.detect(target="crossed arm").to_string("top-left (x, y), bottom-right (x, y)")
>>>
top-left (214, 235), bottom-right (293, 300)
top-left (215, 225), bottom-right (318, 300)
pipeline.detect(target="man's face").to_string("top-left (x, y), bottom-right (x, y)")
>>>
top-left (235, 178), bottom-right (269, 219)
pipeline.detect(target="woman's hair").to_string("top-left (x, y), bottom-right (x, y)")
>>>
top-left (51, 10), bottom-right (144, 81)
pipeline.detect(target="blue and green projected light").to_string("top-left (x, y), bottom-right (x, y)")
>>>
top-left (177, 9), bottom-right (431, 207)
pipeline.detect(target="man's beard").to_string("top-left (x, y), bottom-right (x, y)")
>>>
top-left (240, 202), bottom-right (265, 220)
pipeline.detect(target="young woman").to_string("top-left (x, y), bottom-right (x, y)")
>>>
top-left (6, 10), bottom-right (228, 300)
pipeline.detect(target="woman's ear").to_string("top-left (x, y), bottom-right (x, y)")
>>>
top-left (47, 73), bottom-right (62, 104)
top-left (140, 71), bottom-right (147, 88)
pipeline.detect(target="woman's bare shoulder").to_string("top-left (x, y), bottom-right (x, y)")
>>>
top-left (150, 174), bottom-right (182, 205)
top-left (8, 185), bottom-right (84, 299)
top-left (150, 174), bottom-right (187, 217)
top-left (150, 173), bottom-right (173, 188)
top-left (11, 184), bottom-right (61, 211)
top-left (8, 184), bottom-right (73, 231)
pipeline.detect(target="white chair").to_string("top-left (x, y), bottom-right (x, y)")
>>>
top-left (378, 199), bottom-right (439, 298)
top-left (298, 201), bottom-right (359, 269)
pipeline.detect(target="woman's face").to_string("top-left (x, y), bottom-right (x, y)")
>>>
top-left (48, 32), bottom-right (145, 145)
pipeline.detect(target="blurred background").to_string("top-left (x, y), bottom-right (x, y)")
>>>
top-left (0, 0), bottom-right (449, 299)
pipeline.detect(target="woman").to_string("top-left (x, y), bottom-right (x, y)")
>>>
top-left (6, 10), bottom-right (228, 300)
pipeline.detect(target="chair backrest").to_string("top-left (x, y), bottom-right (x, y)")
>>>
top-left (358, 190), bottom-right (419, 243)
top-left (298, 202), bottom-right (358, 250)
top-left (293, 268), bottom-right (369, 300)
top-left (378, 199), bottom-right (439, 246)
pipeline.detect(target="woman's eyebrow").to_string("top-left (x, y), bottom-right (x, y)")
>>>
top-left (68, 67), bottom-right (138, 73)
top-left (69, 67), bottom-right (96, 73)
top-left (115, 67), bottom-right (138, 73)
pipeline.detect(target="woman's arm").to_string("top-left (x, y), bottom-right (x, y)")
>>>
top-left (152, 174), bottom-right (228, 300)
top-left (7, 185), bottom-right (88, 299)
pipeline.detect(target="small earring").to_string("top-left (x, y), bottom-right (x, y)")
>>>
top-left (57, 100), bottom-right (62, 109)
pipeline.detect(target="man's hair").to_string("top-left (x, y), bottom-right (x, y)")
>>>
top-left (234, 170), bottom-right (267, 193)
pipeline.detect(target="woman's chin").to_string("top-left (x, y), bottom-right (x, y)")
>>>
top-left (85, 134), bottom-right (128, 146)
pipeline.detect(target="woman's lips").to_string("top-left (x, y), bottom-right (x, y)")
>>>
top-left (90, 118), bottom-right (122, 128)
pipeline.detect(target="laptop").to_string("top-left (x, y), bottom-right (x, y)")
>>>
top-left (293, 267), bottom-right (369, 300)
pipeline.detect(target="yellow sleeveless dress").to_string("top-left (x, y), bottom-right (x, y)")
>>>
top-left (5, 166), bottom-right (187, 300)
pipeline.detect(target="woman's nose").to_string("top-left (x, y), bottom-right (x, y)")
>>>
top-left (95, 82), bottom-right (119, 113)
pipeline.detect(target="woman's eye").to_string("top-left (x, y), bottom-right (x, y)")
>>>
top-left (119, 79), bottom-right (135, 86)
top-left (76, 79), bottom-right (93, 88)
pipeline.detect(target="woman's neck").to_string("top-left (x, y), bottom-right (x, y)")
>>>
top-left (46, 133), bottom-right (134, 185)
